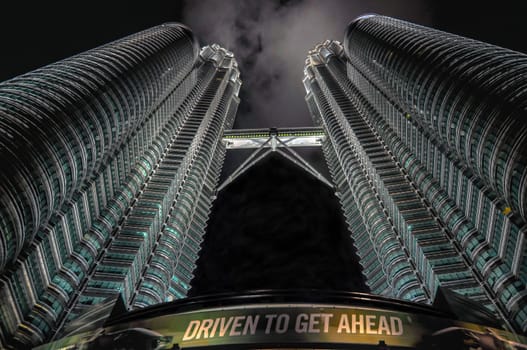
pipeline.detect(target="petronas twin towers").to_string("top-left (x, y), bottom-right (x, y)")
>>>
top-left (0, 14), bottom-right (526, 348)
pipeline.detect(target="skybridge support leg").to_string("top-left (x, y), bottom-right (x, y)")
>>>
top-left (217, 128), bottom-right (333, 194)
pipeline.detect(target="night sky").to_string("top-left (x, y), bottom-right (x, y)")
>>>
top-left (189, 154), bottom-right (369, 295)
top-left (1, 1), bottom-right (526, 297)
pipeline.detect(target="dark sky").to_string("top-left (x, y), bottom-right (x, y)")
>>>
top-left (189, 154), bottom-right (369, 295)
top-left (1, 1), bottom-right (526, 296)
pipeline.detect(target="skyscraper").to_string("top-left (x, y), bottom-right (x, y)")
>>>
top-left (304, 15), bottom-right (527, 332)
top-left (0, 24), bottom-right (240, 348)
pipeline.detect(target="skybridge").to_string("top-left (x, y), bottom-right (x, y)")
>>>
top-left (218, 127), bottom-right (333, 193)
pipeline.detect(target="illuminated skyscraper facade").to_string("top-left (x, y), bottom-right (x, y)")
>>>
top-left (0, 24), bottom-right (240, 348)
top-left (2, 13), bottom-right (527, 350)
top-left (304, 15), bottom-right (527, 332)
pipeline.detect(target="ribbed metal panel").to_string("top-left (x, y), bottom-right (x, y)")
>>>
top-left (344, 15), bottom-right (527, 223)
top-left (0, 23), bottom-right (199, 271)
top-left (342, 15), bottom-right (527, 332)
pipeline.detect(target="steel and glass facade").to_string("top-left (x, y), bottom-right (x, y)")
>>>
top-left (0, 24), bottom-right (240, 348)
top-left (304, 15), bottom-right (527, 333)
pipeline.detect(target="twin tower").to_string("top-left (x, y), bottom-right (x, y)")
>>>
top-left (0, 15), bottom-right (526, 348)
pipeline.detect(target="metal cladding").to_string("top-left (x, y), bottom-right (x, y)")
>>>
top-left (344, 15), bottom-right (527, 223)
top-left (0, 22), bottom-right (241, 348)
top-left (305, 15), bottom-right (527, 334)
top-left (0, 23), bottom-right (198, 270)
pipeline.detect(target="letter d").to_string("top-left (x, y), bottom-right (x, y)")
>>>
top-left (183, 320), bottom-right (201, 341)
top-left (390, 317), bottom-right (403, 336)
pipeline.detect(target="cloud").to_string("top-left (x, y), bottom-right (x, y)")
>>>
top-left (182, 0), bottom-right (433, 127)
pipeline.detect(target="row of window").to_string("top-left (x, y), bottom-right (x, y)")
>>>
top-left (325, 56), bottom-right (487, 304)
top-left (0, 26), bottom-right (205, 348)
top-left (344, 54), bottom-right (522, 328)
top-left (76, 66), bottom-right (217, 309)
top-left (347, 55), bottom-right (526, 284)
top-left (0, 24), bottom-right (199, 277)
top-left (346, 15), bottom-right (527, 221)
top-left (306, 61), bottom-right (429, 303)
top-left (135, 64), bottom-right (240, 308)
top-left (131, 69), bottom-right (226, 306)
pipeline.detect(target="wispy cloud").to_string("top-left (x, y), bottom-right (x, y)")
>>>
top-left (182, 0), bottom-right (433, 128)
